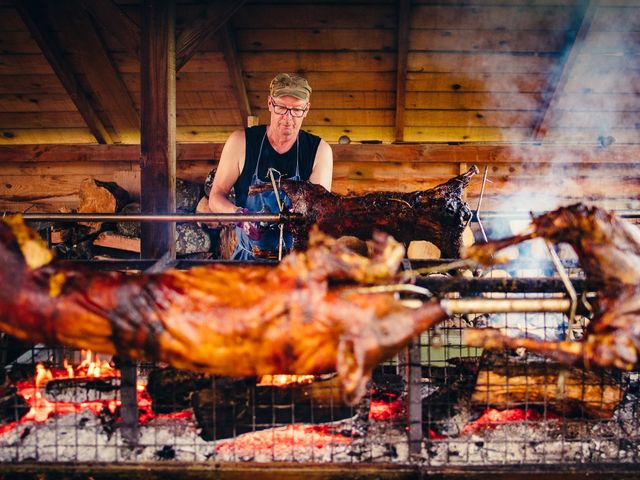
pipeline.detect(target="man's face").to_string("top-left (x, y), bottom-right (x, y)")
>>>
top-left (268, 95), bottom-right (309, 138)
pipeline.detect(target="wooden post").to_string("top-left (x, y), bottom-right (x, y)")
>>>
top-left (140, 0), bottom-right (176, 259)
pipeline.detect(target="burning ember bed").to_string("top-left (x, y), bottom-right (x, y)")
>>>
top-left (2, 297), bottom-right (640, 471)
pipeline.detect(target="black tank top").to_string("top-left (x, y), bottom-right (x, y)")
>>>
top-left (234, 125), bottom-right (321, 208)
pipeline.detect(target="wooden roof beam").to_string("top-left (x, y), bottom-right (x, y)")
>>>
top-left (140, 0), bottom-right (176, 259)
top-left (52, 0), bottom-right (140, 143)
top-left (175, 0), bottom-right (247, 72)
top-left (532, 0), bottom-right (597, 141)
top-left (82, 0), bottom-right (141, 59)
top-left (394, 0), bottom-right (411, 143)
top-left (14, 0), bottom-right (112, 144)
top-left (218, 23), bottom-right (252, 125)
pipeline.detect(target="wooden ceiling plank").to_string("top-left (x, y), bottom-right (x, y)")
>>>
top-left (13, 0), bottom-right (112, 144)
top-left (175, 0), bottom-right (247, 72)
top-left (532, 0), bottom-right (598, 141)
top-left (395, 0), bottom-right (411, 142)
top-left (218, 23), bottom-right (251, 125)
top-left (53, 0), bottom-right (140, 143)
top-left (82, 0), bottom-right (141, 59)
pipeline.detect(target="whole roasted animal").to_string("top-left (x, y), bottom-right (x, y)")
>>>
top-left (249, 165), bottom-right (479, 258)
top-left (0, 216), bottom-right (448, 404)
top-left (463, 203), bottom-right (640, 370)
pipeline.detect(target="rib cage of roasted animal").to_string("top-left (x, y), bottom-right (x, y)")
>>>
top-left (249, 165), bottom-right (479, 258)
top-left (463, 203), bottom-right (640, 370)
top-left (0, 216), bottom-right (448, 404)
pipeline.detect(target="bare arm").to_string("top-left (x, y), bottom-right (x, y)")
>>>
top-left (309, 139), bottom-right (333, 191)
top-left (209, 129), bottom-right (246, 213)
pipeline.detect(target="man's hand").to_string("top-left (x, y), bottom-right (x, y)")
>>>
top-left (236, 208), bottom-right (262, 241)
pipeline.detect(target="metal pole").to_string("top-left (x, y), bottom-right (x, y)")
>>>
top-left (441, 297), bottom-right (572, 314)
top-left (19, 213), bottom-right (297, 223)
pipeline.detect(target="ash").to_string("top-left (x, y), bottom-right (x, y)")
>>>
top-left (422, 375), bottom-right (640, 466)
top-left (0, 412), bottom-right (212, 462)
top-left (0, 410), bottom-right (411, 464)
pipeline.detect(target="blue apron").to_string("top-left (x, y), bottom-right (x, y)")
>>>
top-left (231, 132), bottom-right (299, 260)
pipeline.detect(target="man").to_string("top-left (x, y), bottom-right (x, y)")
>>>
top-left (208, 73), bottom-right (333, 260)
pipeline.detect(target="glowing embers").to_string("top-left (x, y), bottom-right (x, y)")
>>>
top-left (0, 350), bottom-right (176, 436)
top-left (257, 374), bottom-right (316, 386)
top-left (460, 408), bottom-right (558, 436)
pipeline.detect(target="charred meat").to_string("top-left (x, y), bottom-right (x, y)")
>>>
top-left (0, 217), bottom-right (448, 404)
top-left (249, 166), bottom-right (479, 258)
top-left (463, 203), bottom-right (640, 370)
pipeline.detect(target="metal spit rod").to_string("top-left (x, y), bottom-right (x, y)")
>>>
top-left (359, 285), bottom-right (573, 313)
top-left (441, 297), bottom-right (571, 314)
top-left (473, 209), bottom-right (640, 220)
top-left (17, 212), bottom-right (302, 223)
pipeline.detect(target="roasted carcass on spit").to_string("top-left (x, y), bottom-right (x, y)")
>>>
top-left (463, 203), bottom-right (640, 370)
top-left (0, 216), bottom-right (448, 404)
top-left (249, 165), bottom-right (479, 258)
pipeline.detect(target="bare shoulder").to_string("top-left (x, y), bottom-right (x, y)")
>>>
top-left (219, 128), bottom-right (247, 174)
top-left (310, 138), bottom-right (333, 191)
top-left (226, 128), bottom-right (246, 147)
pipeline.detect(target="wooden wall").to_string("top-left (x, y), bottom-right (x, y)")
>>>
top-left (1, 144), bottom-right (638, 215)
top-left (2, 0), bottom-right (640, 144)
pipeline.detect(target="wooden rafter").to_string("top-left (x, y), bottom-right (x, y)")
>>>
top-left (532, 0), bottom-right (597, 141)
top-left (140, 0), bottom-right (177, 259)
top-left (394, 0), bottom-right (411, 143)
top-left (14, 0), bottom-right (112, 144)
top-left (2, 143), bottom-right (637, 165)
top-left (82, 0), bottom-right (141, 59)
top-left (175, 0), bottom-right (247, 72)
top-left (218, 22), bottom-right (252, 125)
top-left (52, 0), bottom-right (140, 144)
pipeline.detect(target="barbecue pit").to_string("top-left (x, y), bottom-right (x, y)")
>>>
top-left (2, 216), bottom-right (640, 478)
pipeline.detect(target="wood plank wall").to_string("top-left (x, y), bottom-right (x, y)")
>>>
top-left (1, 144), bottom-right (638, 215)
top-left (2, 0), bottom-right (639, 144)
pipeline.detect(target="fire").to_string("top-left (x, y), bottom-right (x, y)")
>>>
top-left (2, 350), bottom-right (188, 435)
top-left (258, 374), bottom-right (315, 386)
top-left (461, 408), bottom-right (558, 435)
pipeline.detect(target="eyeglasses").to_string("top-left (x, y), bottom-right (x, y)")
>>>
top-left (270, 99), bottom-right (308, 118)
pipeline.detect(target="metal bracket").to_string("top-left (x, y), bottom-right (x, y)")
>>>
top-left (544, 240), bottom-right (578, 340)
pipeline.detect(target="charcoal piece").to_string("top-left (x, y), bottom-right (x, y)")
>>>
top-left (146, 367), bottom-right (209, 414)
top-left (0, 387), bottom-right (29, 424)
top-left (177, 178), bottom-right (203, 214)
top-left (44, 376), bottom-right (120, 403)
top-left (192, 376), bottom-right (354, 441)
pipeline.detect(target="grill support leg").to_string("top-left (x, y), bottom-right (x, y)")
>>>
top-left (401, 339), bottom-right (423, 456)
top-left (120, 359), bottom-right (139, 445)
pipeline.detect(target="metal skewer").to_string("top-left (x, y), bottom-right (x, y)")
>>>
top-left (17, 212), bottom-right (300, 223)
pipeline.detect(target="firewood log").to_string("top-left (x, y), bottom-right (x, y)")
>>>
top-left (77, 179), bottom-right (130, 231)
top-left (176, 178), bottom-right (203, 214)
top-left (192, 375), bottom-right (353, 441)
top-left (471, 353), bottom-right (622, 419)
